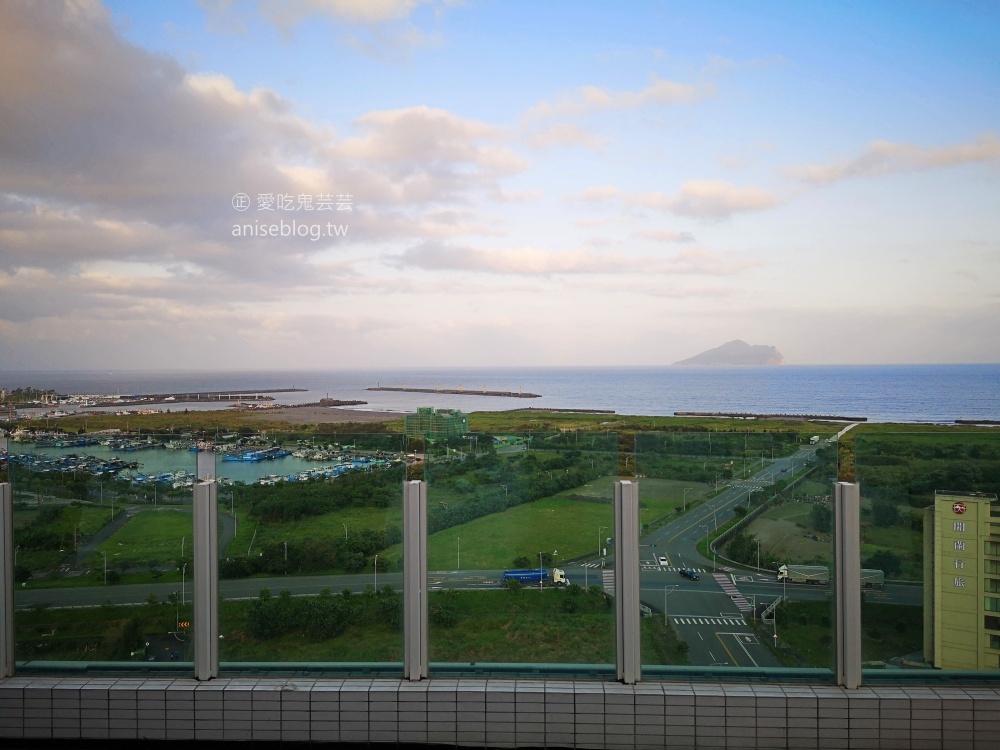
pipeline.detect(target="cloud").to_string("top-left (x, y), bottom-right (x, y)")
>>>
top-left (392, 242), bottom-right (758, 277)
top-left (258, 0), bottom-right (428, 26)
top-left (524, 73), bottom-right (712, 121)
top-left (524, 123), bottom-right (606, 151)
top-left (572, 185), bottom-right (623, 202)
top-left (573, 180), bottom-right (781, 219)
top-left (786, 133), bottom-right (1000, 184)
top-left (635, 229), bottom-right (696, 244)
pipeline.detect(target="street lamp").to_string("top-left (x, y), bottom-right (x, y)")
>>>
top-left (683, 487), bottom-right (692, 511)
top-left (181, 563), bottom-right (187, 607)
top-left (598, 526), bottom-right (608, 560)
top-left (103, 551), bottom-right (107, 585)
top-left (374, 554), bottom-right (378, 589)
top-left (756, 538), bottom-right (761, 572)
top-left (457, 536), bottom-right (461, 569)
top-left (343, 523), bottom-right (348, 541)
top-left (538, 551), bottom-right (544, 591)
top-left (663, 585), bottom-right (676, 626)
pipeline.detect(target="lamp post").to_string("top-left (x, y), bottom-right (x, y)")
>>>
top-left (538, 551), bottom-right (543, 591)
top-left (683, 487), bottom-right (692, 511)
top-left (181, 563), bottom-right (187, 607)
top-left (598, 526), bottom-right (608, 559)
top-left (343, 523), bottom-right (348, 541)
top-left (103, 551), bottom-right (107, 585)
top-left (374, 554), bottom-right (378, 590)
top-left (457, 537), bottom-right (461, 570)
top-left (756, 538), bottom-right (761, 572)
top-left (663, 585), bottom-right (676, 626)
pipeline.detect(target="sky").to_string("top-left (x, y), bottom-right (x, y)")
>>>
top-left (1, 0), bottom-right (998, 370)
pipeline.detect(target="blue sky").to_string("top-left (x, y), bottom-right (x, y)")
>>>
top-left (1, 1), bottom-right (998, 368)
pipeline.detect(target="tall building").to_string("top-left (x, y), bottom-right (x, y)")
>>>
top-left (404, 407), bottom-right (468, 441)
top-left (924, 490), bottom-right (1000, 669)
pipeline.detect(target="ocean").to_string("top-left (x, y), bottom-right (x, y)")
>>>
top-left (1, 364), bottom-right (998, 424)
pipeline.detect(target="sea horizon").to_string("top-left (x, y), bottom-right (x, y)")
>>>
top-left (2, 364), bottom-right (998, 425)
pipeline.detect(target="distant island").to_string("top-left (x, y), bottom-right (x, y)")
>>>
top-left (674, 339), bottom-right (785, 366)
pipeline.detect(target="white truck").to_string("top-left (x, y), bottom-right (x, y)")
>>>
top-left (777, 564), bottom-right (884, 588)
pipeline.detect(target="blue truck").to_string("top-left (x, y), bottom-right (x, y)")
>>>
top-left (502, 568), bottom-right (568, 586)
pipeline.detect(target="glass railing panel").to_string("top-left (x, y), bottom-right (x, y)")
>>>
top-left (10, 430), bottom-right (195, 672)
top-left (423, 430), bottom-right (617, 677)
top-left (855, 430), bottom-right (1000, 682)
top-left (216, 432), bottom-right (406, 675)
top-left (636, 429), bottom-right (839, 679)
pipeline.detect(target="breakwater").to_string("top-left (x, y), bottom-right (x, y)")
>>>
top-left (675, 411), bottom-right (867, 422)
top-left (367, 386), bottom-right (540, 398)
top-left (90, 388), bottom-right (307, 407)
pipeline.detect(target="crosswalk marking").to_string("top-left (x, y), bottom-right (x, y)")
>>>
top-left (712, 573), bottom-right (753, 611)
top-left (640, 565), bottom-right (709, 572)
top-left (602, 569), bottom-right (614, 594)
top-left (671, 616), bottom-right (747, 626)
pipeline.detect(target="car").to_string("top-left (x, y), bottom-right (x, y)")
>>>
top-left (781, 467), bottom-right (788, 472)
top-left (658, 555), bottom-right (668, 566)
top-left (679, 568), bottom-right (699, 581)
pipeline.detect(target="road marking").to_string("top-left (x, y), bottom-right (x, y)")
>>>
top-left (712, 573), bottom-right (753, 611)
top-left (672, 616), bottom-right (746, 626)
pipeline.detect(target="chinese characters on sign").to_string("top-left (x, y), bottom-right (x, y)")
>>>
top-left (233, 193), bottom-right (354, 212)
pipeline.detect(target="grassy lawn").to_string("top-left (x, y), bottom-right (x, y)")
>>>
top-left (632, 478), bottom-right (712, 523)
top-left (404, 495), bottom-right (615, 571)
top-left (230, 506), bottom-right (399, 557)
top-left (746, 501), bottom-right (832, 567)
top-left (90, 508), bottom-right (193, 569)
top-left (427, 588), bottom-right (615, 663)
top-left (219, 588), bottom-right (616, 664)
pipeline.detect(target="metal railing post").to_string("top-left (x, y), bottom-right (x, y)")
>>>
top-left (615, 480), bottom-right (641, 683)
top-left (403, 480), bottom-right (428, 680)
top-left (1, 482), bottom-right (13, 677)
top-left (193, 475), bottom-right (219, 680)
top-left (834, 481), bottom-right (862, 689)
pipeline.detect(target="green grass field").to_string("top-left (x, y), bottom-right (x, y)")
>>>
top-left (415, 495), bottom-right (615, 570)
top-left (228, 506), bottom-right (398, 557)
top-left (91, 508), bottom-right (193, 570)
top-left (745, 501), bottom-right (832, 567)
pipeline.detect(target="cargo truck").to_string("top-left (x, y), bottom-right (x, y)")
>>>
top-left (502, 568), bottom-right (569, 586)
top-left (776, 564), bottom-right (884, 588)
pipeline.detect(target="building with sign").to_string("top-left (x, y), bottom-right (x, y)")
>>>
top-left (923, 490), bottom-right (1000, 669)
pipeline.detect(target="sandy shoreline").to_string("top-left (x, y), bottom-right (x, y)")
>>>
top-left (253, 406), bottom-right (406, 424)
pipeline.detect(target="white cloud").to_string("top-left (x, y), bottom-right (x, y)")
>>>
top-left (259, 0), bottom-right (425, 26)
top-left (392, 242), bottom-right (758, 277)
top-left (524, 74), bottom-right (712, 121)
top-left (524, 123), bottom-right (606, 150)
top-left (573, 180), bottom-right (781, 219)
top-left (635, 229), bottom-right (696, 243)
top-left (786, 133), bottom-right (1000, 184)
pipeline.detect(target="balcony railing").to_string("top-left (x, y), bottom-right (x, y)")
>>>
top-left (2, 430), bottom-right (998, 686)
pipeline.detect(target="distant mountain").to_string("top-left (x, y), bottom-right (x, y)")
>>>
top-left (674, 340), bottom-right (785, 366)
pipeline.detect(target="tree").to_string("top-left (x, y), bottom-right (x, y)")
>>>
top-left (871, 500), bottom-right (902, 528)
top-left (863, 549), bottom-right (902, 577)
top-left (811, 504), bottom-right (831, 533)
